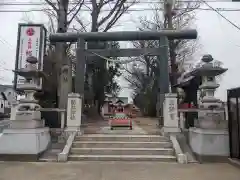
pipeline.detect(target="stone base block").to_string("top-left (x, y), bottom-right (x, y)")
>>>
top-left (195, 119), bottom-right (228, 129)
top-left (65, 127), bottom-right (82, 137)
top-left (189, 127), bottom-right (229, 163)
top-left (162, 126), bottom-right (181, 134)
top-left (228, 158), bottom-right (240, 168)
top-left (0, 127), bottom-right (50, 161)
top-left (193, 153), bottom-right (229, 163)
top-left (10, 120), bottom-right (45, 129)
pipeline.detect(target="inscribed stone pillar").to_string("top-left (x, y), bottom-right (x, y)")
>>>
top-left (75, 38), bottom-right (86, 96)
top-left (163, 93), bottom-right (180, 133)
top-left (157, 36), bottom-right (170, 125)
top-left (66, 93), bottom-right (82, 131)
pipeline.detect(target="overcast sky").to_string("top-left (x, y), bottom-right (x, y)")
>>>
top-left (0, 0), bottom-right (240, 101)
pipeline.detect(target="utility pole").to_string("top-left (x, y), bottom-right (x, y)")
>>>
top-left (164, 0), bottom-right (177, 93)
top-left (56, 0), bottom-right (72, 114)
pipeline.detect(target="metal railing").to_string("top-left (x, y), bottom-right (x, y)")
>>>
top-left (0, 108), bottom-right (66, 131)
top-left (39, 108), bottom-right (66, 129)
top-left (178, 108), bottom-right (225, 113)
top-left (39, 108), bottom-right (67, 140)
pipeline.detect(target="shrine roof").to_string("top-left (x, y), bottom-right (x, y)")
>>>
top-left (115, 99), bottom-right (124, 104)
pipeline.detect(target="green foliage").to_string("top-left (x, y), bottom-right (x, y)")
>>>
top-left (90, 41), bottom-right (122, 109)
top-left (105, 63), bottom-right (122, 97)
top-left (124, 63), bottom-right (158, 116)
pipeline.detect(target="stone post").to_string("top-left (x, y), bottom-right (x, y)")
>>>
top-left (66, 93), bottom-right (82, 132)
top-left (10, 102), bottom-right (18, 121)
top-left (162, 93), bottom-right (180, 134)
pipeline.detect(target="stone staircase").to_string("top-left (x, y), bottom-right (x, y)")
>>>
top-left (68, 134), bottom-right (177, 161)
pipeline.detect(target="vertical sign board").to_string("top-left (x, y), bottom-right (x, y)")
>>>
top-left (14, 24), bottom-right (47, 90)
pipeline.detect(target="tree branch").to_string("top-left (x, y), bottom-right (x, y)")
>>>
top-left (74, 16), bottom-right (89, 32)
top-left (67, 0), bottom-right (85, 25)
top-left (103, 6), bottom-right (126, 32)
top-left (98, 0), bottom-right (123, 27)
top-left (45, 0), bottom-right (58, 12)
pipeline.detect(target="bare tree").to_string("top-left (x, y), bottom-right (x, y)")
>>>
top-left (124, 1), bottom-right (201, 116)
top-left (72, 0), bottom-right (138, 32)
top-left (44, 0), bottom-right (85, 32)
top-left (171, 1), bottom-right (201, 74)
top-left (43, 0), bottom-right (85, 110)
top-left (68, 0), bottom-right (138, 113)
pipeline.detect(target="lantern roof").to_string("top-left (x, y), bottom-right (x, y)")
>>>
top-left (190, 54), bottom-right (227, 76)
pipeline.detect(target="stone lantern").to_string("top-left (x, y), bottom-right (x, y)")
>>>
top-left (0, 56), bottom-right (50, 160)
top-left (189, 54), bottom-right (227, 128)
top-left (11, 56), bottom-right (44, 128)
top-left (188, 54), bottom-right (229, 162)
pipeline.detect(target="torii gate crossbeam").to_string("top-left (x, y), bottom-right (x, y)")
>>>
top-left (50, 29), bottom-right (197, 42)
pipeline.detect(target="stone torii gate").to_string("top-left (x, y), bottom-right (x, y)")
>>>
top-left (49, 30), bottom-right (197, 128)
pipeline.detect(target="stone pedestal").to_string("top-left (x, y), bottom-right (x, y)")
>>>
top-left (0, 103), bottom-right (50, 160)
top-left (65, 93), bottom-right (82, 133)
top-left (189, 127), bottom-right (229, 162)
top-left (162, 93), bottom-right (180, 133)
top-left (10, 107), bottom-right (44, 129)
top-left (0, 127), bottom-right (50, 161)
top-left (195, 118), bottom-right (228, 129)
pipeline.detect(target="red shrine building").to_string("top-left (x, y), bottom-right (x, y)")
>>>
top-left (101, 95), bottom-right (140, 117)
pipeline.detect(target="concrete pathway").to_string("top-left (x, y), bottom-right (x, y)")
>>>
top-left (133, 117), bottom-right (161, 135)
top-left (98, 122), bottom-right (147, 134)
top-left (0, 161), bottom-right (239, 180)
top-left (82, 118), bottom-right (148, 135)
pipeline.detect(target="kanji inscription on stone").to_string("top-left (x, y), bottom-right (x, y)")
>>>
top-left (70, 99), bottom-right (76, 120)
top-left (169, 100), bottom-right (175, 112)
top-left (169, 99), bottom-right (175, 120)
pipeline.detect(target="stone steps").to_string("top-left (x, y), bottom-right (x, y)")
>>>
top-left (74, 134), bottom-right (169, 142)
top-left (69, 134), bottom-right (176, 162)
top-left (72, 141), bottom-right (173, 148)
top-left (71, 147), bottom-right (174, 155)
top-left (68, 154), bottom-right (176, 161)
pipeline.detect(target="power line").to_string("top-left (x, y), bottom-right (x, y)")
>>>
top-left (0, 36), bottom-right (13, 50)
top-left (0, 0), bottom-right (233, 6)
top-left (200, 0), bottom-right (240, 31)
top-left (0, 7), bottom-right (240, 12)
top-left (1, 0), bottom-right (240, 12)
top-left (0, 1), bottom-right (239, 49)
top-left (217, 15), bottom-right (240, 48)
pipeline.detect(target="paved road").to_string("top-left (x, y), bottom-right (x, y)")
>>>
top-left (0, 162), bottom-right (239, 180)
top-left (0, 119), bottom-right (10, 133)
